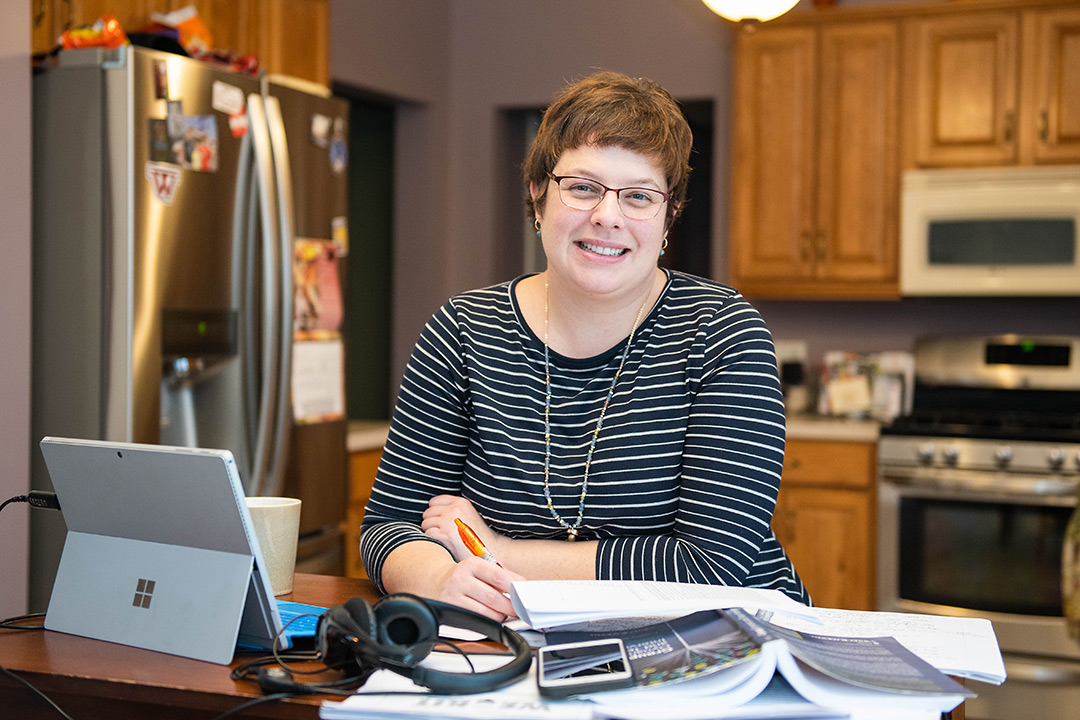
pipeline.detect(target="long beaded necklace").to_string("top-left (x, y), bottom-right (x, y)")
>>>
top-left (542, 278), bottom-right (651, 540)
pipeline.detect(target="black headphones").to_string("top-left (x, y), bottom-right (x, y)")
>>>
top-left (316, 593), bottom-right (532, 695)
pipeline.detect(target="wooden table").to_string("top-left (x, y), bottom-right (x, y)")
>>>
top-left (0, 573), bottom-right (378, 720)
top-left (1, 574), bottom-right (965, 720)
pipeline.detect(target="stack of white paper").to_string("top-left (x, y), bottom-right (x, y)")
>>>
top-left (319, 655), bottom-right (590, 720)
top-left (509, 580), bottom-right (820, 629)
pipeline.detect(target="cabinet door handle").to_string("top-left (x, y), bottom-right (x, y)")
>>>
top-left (800, 231), bottom-right (813, 262)
top-left (814, 231), bottom-right (826, 262)
top-left (1004, 111), bottom-right (1016, 143)
top-left (1039, 110), bottom-right (1050, 143)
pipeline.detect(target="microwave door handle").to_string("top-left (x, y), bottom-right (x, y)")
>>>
top-left (246, 93), bottom-right (281, 498)
top-left (262, 95), bottom-right (294, 499)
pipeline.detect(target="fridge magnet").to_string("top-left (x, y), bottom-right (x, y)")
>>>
top-left (175, 115), bottom-right (219, 172)
top-left (144, 161), bottom-right (182, 205)
top-left (329, 138), bottom-right (347, 174)
top-left (211, 80), bottom-right (245, 116)
top-left (148, 119), bottom-right (174, 163)
top-left (290, 337), bottom-right (345, 424)
top-left (331, 216), bottom-right (349, 256)
top-left (228, 110), bottom-right (248, 139)
top-left (292, 239), bottom-right (343, 334)
top-left (166, 99), bottom-right (184, 139)
top-left (153, 60), bottom-right (169, 99)
top-left (310, 113), bottom-right (331, 148)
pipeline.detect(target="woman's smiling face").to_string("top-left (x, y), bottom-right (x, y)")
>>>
top-left (534, 144), bottom-right (668, 302)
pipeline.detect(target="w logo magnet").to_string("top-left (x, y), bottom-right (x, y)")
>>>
top-left (145, 161), bottom-right (182, 205)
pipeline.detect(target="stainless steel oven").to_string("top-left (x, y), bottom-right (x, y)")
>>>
top-left (878, 335), bottom-right (1080, 720)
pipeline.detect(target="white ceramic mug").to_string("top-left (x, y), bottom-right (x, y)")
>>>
top-left (246, 497), bottom-right (302, 596)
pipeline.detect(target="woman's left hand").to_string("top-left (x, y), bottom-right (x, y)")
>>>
top-left (422, 495), bottom-right (503, 563)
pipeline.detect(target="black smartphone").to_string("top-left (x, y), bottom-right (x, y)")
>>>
top-left (536, 638), bottom-right (634, 698)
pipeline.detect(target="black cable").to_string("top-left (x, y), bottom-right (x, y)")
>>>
top-left (0, 612), bottom-right (47, 629)
top-left (1, 491), bottom-right (61, 513)
top-left (207, 691), bottom-right (295, 720)
top-left (0, 496), bottom-right (23, 513)
top-left (0, 664), bottom-right (76, 720)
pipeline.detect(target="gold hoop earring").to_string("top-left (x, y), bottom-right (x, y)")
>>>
top-left (534, 217), bottom-right (541, 232)
top-left (660, 236), bottom-right (668, 257)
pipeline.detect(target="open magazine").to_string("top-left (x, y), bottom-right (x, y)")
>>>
top-left (545, 608), bottom-right (973, 719)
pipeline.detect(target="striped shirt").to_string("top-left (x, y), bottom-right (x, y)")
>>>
top-left (360, 270), bottom-right (809, 604)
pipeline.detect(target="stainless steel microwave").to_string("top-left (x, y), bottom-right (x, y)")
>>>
top-left (900, 166), bottom-right (1080, 296)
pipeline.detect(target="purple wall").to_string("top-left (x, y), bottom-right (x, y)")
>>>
top-left (2, 0), bottom-right (32, 615)
top-left (330, 0), bottom-right (1080, 386)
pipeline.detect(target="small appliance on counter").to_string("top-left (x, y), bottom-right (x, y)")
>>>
top-left (816, 350), bottom-right (914, 423)
top-left (775, 339), bottom-right (810, 416)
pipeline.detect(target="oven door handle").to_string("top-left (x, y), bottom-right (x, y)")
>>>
top-left (882, 471), bottom-right (1079, 504)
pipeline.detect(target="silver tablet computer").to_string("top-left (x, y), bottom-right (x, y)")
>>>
top-left (40, 437), bottom-right (286, 664)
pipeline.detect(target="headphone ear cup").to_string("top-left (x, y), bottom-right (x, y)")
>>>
top-left (342, 597), bottom-right (378, 639)
top-left (373, 594), bottom-right (441, 667)
top-left (317, 597), bottom-right (379, 674)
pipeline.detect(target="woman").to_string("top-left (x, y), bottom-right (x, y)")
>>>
top-left (361, 71), bottom-right (808, 620)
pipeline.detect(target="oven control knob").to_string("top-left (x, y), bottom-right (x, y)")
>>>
top-left (994, 446), bottom-right (1013, 468)
top-left (917, 443), bottom-right (935, 464)
top-left (1048, 449), bottom-right (1066, 471)
top-left (942, 447), bottom-right (960, 466)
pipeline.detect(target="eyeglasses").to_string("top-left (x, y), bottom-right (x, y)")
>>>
top-left (548, 173), bottom-right (670, 220)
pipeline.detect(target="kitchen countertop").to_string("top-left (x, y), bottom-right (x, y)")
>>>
top-left (785, 415), bottom-right (881, 443)
top-left (347, 420), bottom-right (390, 453)
top-left (349, 417), bottom-right (879, 450)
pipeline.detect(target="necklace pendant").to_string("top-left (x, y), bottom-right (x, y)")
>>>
top-left (567, 527), bottom-right (578, 541)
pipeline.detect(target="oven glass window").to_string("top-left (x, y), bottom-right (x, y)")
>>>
top-left (899, 497), bottom-right (1071, 616)
top-left (928, 219), bottom-right (1075, 265)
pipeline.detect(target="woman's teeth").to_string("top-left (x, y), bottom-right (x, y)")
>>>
top-left (577, 241), bottom-right (627, 257)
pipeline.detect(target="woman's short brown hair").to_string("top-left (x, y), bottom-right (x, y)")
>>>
top-left (523, 71), bottom-right (693, 229)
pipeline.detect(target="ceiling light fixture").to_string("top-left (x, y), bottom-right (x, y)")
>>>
top-left (701, 0), bottom-right (800, 23)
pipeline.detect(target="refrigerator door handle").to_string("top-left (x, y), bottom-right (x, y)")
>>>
top-left (263, 95), bottom-right (295, 498)
top-left (246, 93), bottom-right (282, 497)
top-left (232, 125), bottom-right (262, 490)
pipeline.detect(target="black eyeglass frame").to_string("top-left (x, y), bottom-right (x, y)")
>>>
top-left (547, 173), bottom-right (671, 219)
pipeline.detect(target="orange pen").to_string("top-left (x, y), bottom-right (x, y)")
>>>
top-left (455, 518), bottom-right (503, 567)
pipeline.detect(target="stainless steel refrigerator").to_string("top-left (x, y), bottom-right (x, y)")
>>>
top-left (30, 46), bottom-right (350, 610)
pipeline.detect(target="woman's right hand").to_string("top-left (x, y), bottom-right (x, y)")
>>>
top-left (429, 555), bottom-right (524, 621)
top-left (380, 541), bottom-right (524, 622)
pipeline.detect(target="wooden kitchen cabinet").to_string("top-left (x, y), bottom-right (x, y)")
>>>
top-left (31, 0), bottom-right (328, 85)
top-left (905, 12), bottom-right (1020, 167)
top-left (259, 0), bottom-right (329, 87)
top-left (731, 21), bottom-right (900, 299)
top-left (773, 439), bottom-right (877, 611)
top-left (346, 447), bottom-right (382, 579)
top-left (1026, 7), bottom-right (1080, 164)
top-left (904, 5), bottom-right (1080, 168)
